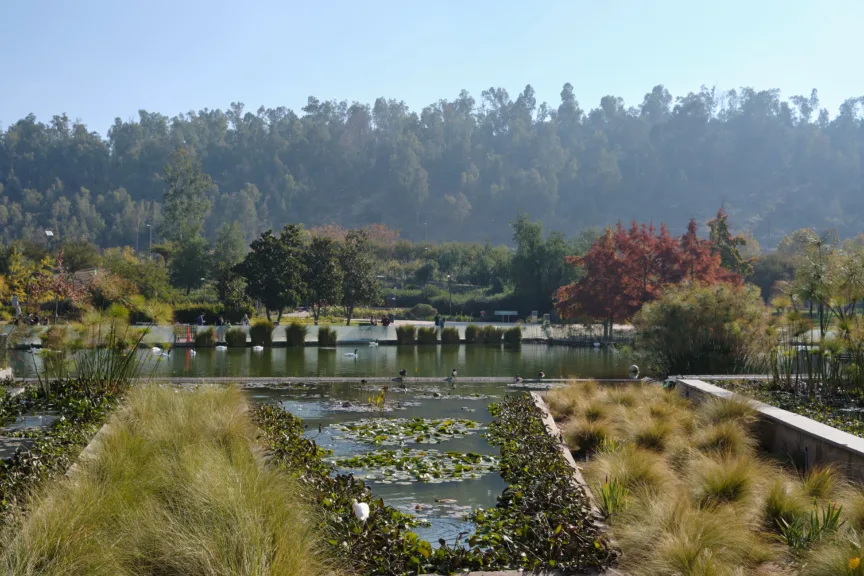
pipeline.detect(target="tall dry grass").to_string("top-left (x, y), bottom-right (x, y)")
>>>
top-left (547, 381), bottom-right (864, 576)
top-left (0, 385), bottom-right (334, 576)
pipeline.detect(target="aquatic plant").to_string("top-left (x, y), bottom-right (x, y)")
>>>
top-left (464, 324), bottom-right (480, 343)
top-left (284, 322), bottom-right (308, 347)
top-left (224, 327), bottom-right (247, 347)
top-left (330, 417), bottom-right (482, 445)
top-left (193, 326), bottom-right (215, 347)
top-left (332, 449), bottom-right (498, 484)
top-left (416, 326), bottom-right (438, 345)
top-left (395, 324), bottom-right (416, 345)
top-left (249, 319), bottom-right (274, 346)
top-left (317, 326), bottom-right (337, 346)
top-left (441, 326), bottom-right (460, 344)
top-left (503, 326), bottom-right (522, 346)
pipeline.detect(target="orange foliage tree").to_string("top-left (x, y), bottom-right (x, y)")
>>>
top-left (556, 219), bottom-right (737, 333)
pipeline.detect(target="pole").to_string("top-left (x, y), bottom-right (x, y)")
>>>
top-left (136, 222), bottom-right (140, 254)
top-left (447, 275), bottom-right (452, 317)
top-left (148, 224), bottom-right (153, 256)
top-left (424, 222), bottom-right (427, 243)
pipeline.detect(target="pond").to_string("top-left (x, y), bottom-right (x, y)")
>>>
top-left (246, 380), bottom-right (512, 545)
top-left (9, 343), bottom-right (630, 380)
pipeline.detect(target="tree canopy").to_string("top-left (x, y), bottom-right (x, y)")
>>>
top-left (2, 85), bottom-right (863, 248)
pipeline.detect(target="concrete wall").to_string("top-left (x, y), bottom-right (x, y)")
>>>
top-left (675, 378), bottom-right (864, 481)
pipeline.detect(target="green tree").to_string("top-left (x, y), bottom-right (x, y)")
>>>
top-left (57, 239), bottom-right (100, 272)
top-left (510, 213), bottom-right (576, 313)
top-left (237, 225), bottom-right (306, 321)
top-left (169, 237), bottom-right (211, 295)
top-left (215, 263), bottom-right (254, 319)
top-left (708, 208), bottom-right (753, 276)
top-left (339, 230), bottom-right (379, 325)
top-left (213, 221), bottom-right (246, 268)
top-left (302, 237), bottom-right (343, 325)
top-left (162, 148), bottom-right (213, 242)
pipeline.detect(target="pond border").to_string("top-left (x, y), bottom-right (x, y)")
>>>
top-left (674, 377), bottom-right (864, 481)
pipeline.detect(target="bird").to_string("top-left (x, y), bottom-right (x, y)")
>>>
top-left (215, 345), bottom-right (227, 351)
top-left (151, 346), bottom-right (162, 354)
top-left (538, 371), bottom-right (545, 379)
top-left (593, 342), bottom-right (601, 348)
top-left (399, 369), bottom-right (407, 378)
top-left (514, 374), bottom-right (523, 384)
top-left (189, 349), bottom-right (197, 356)
top-left (252, 345), bottom-right (264, 352)
top-left (360, 379), bottom-right (368, 385)
top-left (451, 368), bottom-right (457, 379)
top-left (345, 349), bottom-right (358, 358)
top-left (368, 340), bottom-right (379, 347)
top-left (352, 499), bottom-right (370, 522)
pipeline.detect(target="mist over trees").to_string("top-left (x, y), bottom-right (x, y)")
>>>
top-left (1, 84), bottom-right (863, 248)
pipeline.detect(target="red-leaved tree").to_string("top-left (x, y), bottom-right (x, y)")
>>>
top-left (556, 218), bottom-right (740, 329)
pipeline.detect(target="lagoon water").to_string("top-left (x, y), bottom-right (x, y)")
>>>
top-left (247, 380), bottom-right (511, 545)
top-left (10, 343), bottom-right (630, 380)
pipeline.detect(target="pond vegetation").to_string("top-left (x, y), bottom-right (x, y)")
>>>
top-left (329, 417), bottom-right (482, 445)
top-left (548, 381), bottom-right (864, 576)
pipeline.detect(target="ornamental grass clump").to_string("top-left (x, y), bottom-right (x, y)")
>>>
top-left (464, 324), bottom-right (480, 343)
top-left (441, 326), bottom-right (460, 344)
top-left (284, 322), bottom-right (308, 347)
top-left (395, 324), bottom-right (416, 345)
top-left (193, 326), bottom-right (216, 347)
top-left (317, 326), bottom-right (337, 346)
top-left (249, 319), bottom-right (274, 347)
top-left (0, 385), bottom-right (333, 575)
top-left (224, 327), bottom-right (247, 347)
top-left (549, 380), bottom-right (864, 575)
top-left (416, 326), bottom-right (438, 345)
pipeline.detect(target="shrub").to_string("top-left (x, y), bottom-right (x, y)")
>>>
top-left (633, 283), bottom-right (770, 376)
top-left (441, 326), bottom-right (460, 344)
top-left (803, 466), bottom-right (838, 500)
top-left (40, 326), bottom-right (67, 350)
top-left (416, 327), bottom-right (438, 344)
top-left (481, 325), bottom-right (504, 344)
top-left (464, 324), bottom-right (480, 343)
top-left (503, 326), bottom-right (522, 345)
top-left (317, 327), bottom-right (337, 347)
top-left (173, 303), bottom-right (223, 325)
top-left (764, 480), bottom-right (809, 531)
top-left (591, 445), bottom-right (671, 493)
top-left (564, 419), bottom-right (612, 454)
top-left (249, 320), bottom-right (274, 347)
top-left (284, 322), bottom-right (308, 347)
top-left (395, 325), bottom-right (417, 345)
top-left (695, 421), bottom-right (756, 457)
top-left (405, 303), bottom-right (438, 320)
top-left (699, 396), bottom-right (758, 426)
top-left (631, 419), bottom-right (673, 452)
top-left (194, 327), bottom-right (216, 347)
top-left (225, 328), bottom-right (247, 347)
top-left (692, 455), bottom-right (756, 505)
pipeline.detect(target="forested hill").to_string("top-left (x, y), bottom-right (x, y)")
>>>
top-left (1, 84), bottom-right (863, 248)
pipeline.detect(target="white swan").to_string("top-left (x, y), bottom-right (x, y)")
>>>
top-left (352, 499), bottom-right (370, 522)
top-left (189, 349), bottom-right (197, 356)
top-left (368, 341), bottom-right (379, 347)
top-left (344, 349), bottom-right (358, 358)
top-left (151, 346), bottom-right (162, 354)
top-left (252, 345), bottom-right (264, 352)
top-left (215, 345), bottom-right (227, 351)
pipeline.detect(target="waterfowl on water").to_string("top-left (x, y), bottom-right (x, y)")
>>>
top-left (368, 341), bottom-right (379, 347)
top-left (399, 369), bottom-right (407, 377)
top-left (189, 349), bottom-right (197, 356)
top-left (514, 374), bottom-right (523, 384)
top-left (538, 371), bottom-right (545, 379)
top-left (360, 379), bottom-right (368, 385)
top-left (252, 345), bottom-right (264, 351)
top-left (215, 345), bottom-right (227, 351)
top-left (345, 349), bottom-right (358, 358)
top-left (451, 369), bottom-right (457, 378)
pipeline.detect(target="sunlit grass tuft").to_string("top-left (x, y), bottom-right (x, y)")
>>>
top-left (695, 420), bottom-right (757, 457)
top-left (690, 455), bottom-right (758, 506)
top-left (588, 445), bottom-right (673, 494)
top-left (563, 418), bottom-right (613, 454)
top-left (631, 418), bottom-right (674, 452)
top-left (699, 396), bottom-right (758, 426)
top-left (0, 385), bottom-right (333, 576)
top-left (804, 465), bottom-right (840, 500)
top-left (764, 479), bottom-right (810, 532)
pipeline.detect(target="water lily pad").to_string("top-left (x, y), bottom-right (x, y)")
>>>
top-left (326, 400), bottom-right (421, 413)
top-left (331, 448), bottom-right (498, 483)
top-left (330, 417), bottom-right (483, 445)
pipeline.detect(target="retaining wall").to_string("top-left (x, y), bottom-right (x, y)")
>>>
top-left (675, 378), bottom-right (864, 481)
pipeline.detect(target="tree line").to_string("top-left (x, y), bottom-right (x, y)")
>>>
top-left (2, 84), bottom-right (864, 249)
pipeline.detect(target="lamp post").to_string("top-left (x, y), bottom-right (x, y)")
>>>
top-left (45, 231), bottom-right (57, 322)
top-left (146, 224), bottom-right (152, 259)
top-left (447, 274), bottom-right (452, 317)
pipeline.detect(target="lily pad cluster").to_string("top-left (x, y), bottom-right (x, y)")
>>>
top-left (330, 417), bottom-right (482, 445)
top-left (331, 449), bottom-right (498, 484)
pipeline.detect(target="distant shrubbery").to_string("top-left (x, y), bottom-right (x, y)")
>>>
top-left (481, 325), bottom-right (504, 344)
top-left (441, 327), bottom-right (460, 344)
top-left (284, 323), bottom-right (308, 347)
top-left (464, 325), bottom-right (480, 343)
top-left (416, 327), bottom-right (438, 344)
top-left (194, 327), bottom-right (216, 347)
top-left (503, 326), bottom-right (522, 346)
top-left (249, 320), bottom-right (274, 347)
top-left (317, 327), bottom-right (337, 346)
top-left (395, 325), bottom-right (417, 345)
top-left (225, 328), bottom-right (247, 347)
top-left (404, 303), bottom-right (438, 320)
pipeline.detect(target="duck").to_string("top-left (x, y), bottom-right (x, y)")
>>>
top-left (451, 368), bottom-right (457, 379)
top-left (593, 342), bottom-right (601, 348)
top-left (514, 374), bottom-right (523, 384)
top-left (189, 349), bottom-right (197, 356)
top-left (252, 345), bottom-right (264, 352)
top-left (215, 345), bottom-right (227, 351)
top-left (360, 379), bottom-right (368, 385)
top-left (352, 499), bottom-right (370, 522)
top-left (151, 346), bottom-right (162, 354)
top-left (538, 371), bottom-right (545, 379)
top-left (399, 369), bottom-right (407, 378)
top-left (344, 349), bottom-right (358, 358)
top-left (368, 340), bottom-right (379, 347)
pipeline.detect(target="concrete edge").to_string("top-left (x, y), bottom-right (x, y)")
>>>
top-left (676, 378), bottom-right (864, 459)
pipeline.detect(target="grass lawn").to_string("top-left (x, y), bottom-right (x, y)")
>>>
top-left (0, 385), bottom-right (337, 576)
top-left (548, 381), bottom-right (864, 576)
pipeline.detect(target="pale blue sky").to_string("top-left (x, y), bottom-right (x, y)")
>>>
top-left (2, 0), bottom-right (862, 136)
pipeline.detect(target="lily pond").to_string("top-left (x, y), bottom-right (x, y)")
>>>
top-left (8, 343), bottom-right (629, 379)
top-left (246, 380), bottom-right (514, 545)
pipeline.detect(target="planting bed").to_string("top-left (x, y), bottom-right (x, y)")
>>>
top-left (711, 378), bottom-right (864, 439)
top-left (548, 380), bottom-right (864, 576)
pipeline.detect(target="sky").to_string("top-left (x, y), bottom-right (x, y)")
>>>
top-left (2, 0), bottom-right (863, 137)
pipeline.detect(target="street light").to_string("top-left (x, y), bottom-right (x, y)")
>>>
top-left (447, 274), bottom-right (452, 317)
top-left (146, 224), bottom-right (152, 258)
